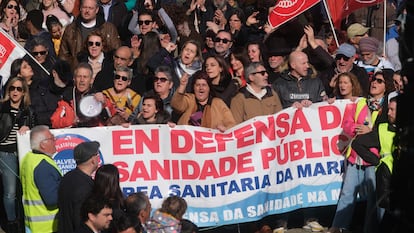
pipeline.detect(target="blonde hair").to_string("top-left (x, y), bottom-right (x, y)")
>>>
top-left (1, 77), bottom-right (31, 107)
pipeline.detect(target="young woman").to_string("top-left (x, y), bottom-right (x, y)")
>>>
top-left (328, 72), bottom-right (363, 102)
top-left (229, 46), bottom-right (249, 87)
top-left (10, 58), bottom-right (61, 127)
top-left (0, 77), bottom-right (35, 232)
top-left (0, 0), bottom-right (22, 40)
top-left (91, 164), bottom-right (125, 233)
top-left (247, 41), bottom-right (266, 63)
top-left (204, 55), bottom-right (239, 106)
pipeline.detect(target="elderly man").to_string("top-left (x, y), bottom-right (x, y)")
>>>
top-left (58, 141), bottom-right (101, 233)
top-left (356, 37), bottom-right (394, 77)
top-left (273, 51), bottom-right (327, 109)
top-left (319, 43), bottom-right (370, 97)
top-left (124, 192), bottom-right (151, 229)
top-left (93, 46), bottom-right (135, 92)
top-left (59, 0), bottom-right (121, 69)
top-left (51, 62), bottom-right (116, 128)
top-left (346, 23), bottom-right (369, 49)
top-left (20, 125), bottom-right (62, 233)
top-left (230, 62), bottom-right (282, 124)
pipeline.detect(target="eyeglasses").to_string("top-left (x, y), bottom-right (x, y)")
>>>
top-left (32, 51), bottom-right (47, 56)
top-left (371, 77), bottom-right (385, 84)
top-left (114, 74), bottom-right (129, 81)
top-left (138, 20), bottom-right (152, 25)
top-left (7, 4), bottom-right (19, 10)
top-left (41, 136), bottom-right (56, 142)
top-left (335, 54), bottom-right (350, 61)
top-left (251, 70), bottom-right (267, 76)
top-left (213, 37), bottom-right (231, 44)
top-left (153, 77), bottom-right (169, 82)
top-left (88, 41), bottom-right (102, 47)
top-left (9, 86), bottom-right (23, 92)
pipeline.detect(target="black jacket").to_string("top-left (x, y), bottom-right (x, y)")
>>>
top-left (272, 70), bottom-right (326, 109)
top-left (0, 100), bottom-right (36, 151)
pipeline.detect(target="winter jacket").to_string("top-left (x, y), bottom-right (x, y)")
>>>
top-left (59, 15), bottom-right (121, 69)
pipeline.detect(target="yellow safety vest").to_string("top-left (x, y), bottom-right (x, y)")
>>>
top-left (378, 123), bottom-right (396, 173)
top-left (20, 151), bottom-right (61, 233)
top-left (346, 98), bottom-right (379, 158)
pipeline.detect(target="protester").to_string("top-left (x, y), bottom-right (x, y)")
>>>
top-left (171, 70), bottom-right (236, 132)
top-left (356, 37), bottom-right (394, 77)
top-left (0, 77), bottom-right (34, 233)
top-left (328, 69), bottom-right (395, 233)
top-left (75, 195), bottom-right (113, 233)
top-left (50, 62), bottom-right (116, 128)
top-left (272, 51), bottom-right (327, 109)
top-left (91, 164), bottom-right (125, 233)
top-left (0, 0), bottom-right (21, 41)
top-left (124, 192), bottom-right (151, 229)
top-left (20, 125), bottom-right (62, 233)
top-left (58, 141), bottom-right (100, 233)
top-left (230, 62), bottom-right (282, 124)
top-left (59, 0), bottom-right (121, 69)
top-left (102, 66), bottom-right (141, 125)
top-left (145, 196), bottom-right (187, 233)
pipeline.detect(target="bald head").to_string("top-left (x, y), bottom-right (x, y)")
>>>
top-left (113, 46), bottom-right (133, 69)
top-left (289, 51), bottom-right (309, 78)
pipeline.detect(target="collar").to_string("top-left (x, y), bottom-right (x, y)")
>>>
top-left (88, 52), bottom-right (105, 63)
top-left (81, 19), bottom-right (97, 28)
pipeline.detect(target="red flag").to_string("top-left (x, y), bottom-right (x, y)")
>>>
top-left (0, 29), bottom-right (27, 87)
top-left (325, 0), bottom-right (384, 29)
top-left (268, 0), bottom-right (321, 29)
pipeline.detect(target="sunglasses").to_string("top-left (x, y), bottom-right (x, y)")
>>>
top-left (88, 41), bottom-right (101, 47)
top-left (251, 70), bottom-right (267, 76)
top-left (138, 20), bottom-right (152, 25)
top-left (32, 51), bottom-right (47, 56)
top-left (114, 74), bottom-right (129, 81)
top-left (7, 4), bottom-right (19, 10)
top-left (154, 77), bottom-right (169, 82)
top-left (9, 86), bottom-right (23, 92)
top-left (213, 37), bottom-right (231, 44)
top-left (335, 54), bottom-right (350, 61)
top-left (371, 77), bottom-right (385, 84)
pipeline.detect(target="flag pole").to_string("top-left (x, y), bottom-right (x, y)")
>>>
top-left (321, 0), bottom-right (340, 48)
top-left (0, 28), bottom-right (50, 76)
top-left (383, 1), bottom-right (387, 56)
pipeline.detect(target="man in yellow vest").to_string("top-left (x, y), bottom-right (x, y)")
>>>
top-left (20, 125), bottom-right (62, 233)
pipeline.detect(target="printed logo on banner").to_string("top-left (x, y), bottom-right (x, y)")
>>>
top-left (54, 134), bottom-right (103, 175)
top-left (0, 32), bottom-right (15, 69)
top-left (273, 0), bottom-right (305, 17)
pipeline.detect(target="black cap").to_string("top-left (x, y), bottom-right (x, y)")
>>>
top-left (74, 141), bottom-right (100, 164)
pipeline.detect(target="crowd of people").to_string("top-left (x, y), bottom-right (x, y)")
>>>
top-left (0, 0), bottom-right (412, 232)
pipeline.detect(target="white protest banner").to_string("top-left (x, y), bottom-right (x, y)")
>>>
top-left (17, 100), bottom-right (353, 227)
